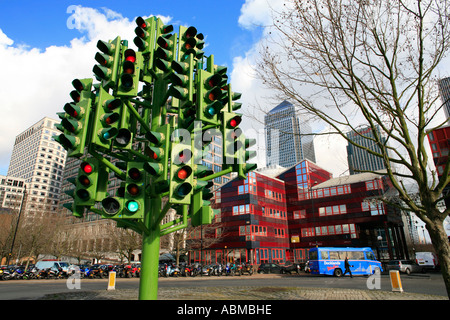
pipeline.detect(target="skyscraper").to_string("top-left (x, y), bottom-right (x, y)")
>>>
top-left (346, 125), bottom-right (387, 175)
top-left (265, 100), bottom-right (316, 168)
top-left (438, 77), bottom-right (450, 120)
top-left (7, 117), bottom-right (67, 213)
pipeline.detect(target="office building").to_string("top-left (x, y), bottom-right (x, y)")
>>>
top-left (265, 100), bottom-right (316, 168)
top-left (7, 117), bottom-right (66, 213)
top-left (438, 77), bottom-right (450, 119)
top-left (346, 125), bottom-right (387, 175)
top-left (427, 124), bottom-right (450, 207)
top-left (188, 160), bottom-right (409, 265)
top-left (0, 175), bottom-right (26, 211)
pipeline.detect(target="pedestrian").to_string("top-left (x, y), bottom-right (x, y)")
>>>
top-left (343, 256), bottom-right (353, 278)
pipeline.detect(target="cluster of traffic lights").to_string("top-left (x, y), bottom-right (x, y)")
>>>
top-left (58, 16), bottom-right (255, 222)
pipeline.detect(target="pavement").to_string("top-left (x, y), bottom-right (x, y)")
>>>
top-left (39, 272), bottom-right (448, 300)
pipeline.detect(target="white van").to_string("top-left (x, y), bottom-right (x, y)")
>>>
top-left (35, 260), bottom-right (70, 272)
top-left (415, 252), bottom-right (439, 270)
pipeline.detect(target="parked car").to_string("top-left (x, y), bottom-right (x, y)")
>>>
top-left (283, 262), bottom-right (301, 274)
top-left (415, 252), bottom-right (439, 271)
top-left (387, 260), bottom-right (425, 274)
top-left (257, 263), bottom-right (300, 274)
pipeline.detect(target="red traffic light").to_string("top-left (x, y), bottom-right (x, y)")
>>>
top-left (78, 175), bottom-right (91, 187)
top-left (176, 149), bottom-right (192, 164)
top-left (106, 98), bottom-right (121, 111)
top-left (176, 166), bottom-right (192, 180)
top-left (80, 161), bottom-right (93, 174)
top-left (184, 26), bottom-right (197, 39)
top-left (72, 79), bottom-right (85, 92)
top-left (124, 49), bottom-right (136, 63)
top-left (228, 116), bottom-right (242, 128)
top-left (128, 167), bottom-right (142, 181)
top-left (127, 183), bottom-right (140, 196)
top-left (135, 17), bottom-right (147, 29)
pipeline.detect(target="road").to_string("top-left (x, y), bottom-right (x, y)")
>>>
top-left (0, 272), bottom-right (447, 300)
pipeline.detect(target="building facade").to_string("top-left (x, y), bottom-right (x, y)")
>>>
top-left (265, 100), bottom-right (316, 168)
top-left (346, 125), bottom-right (388, 175)
top-left (0, 175), bottom-right (26, 212)
top-left (438, 77), bottom-right (450, 120)
top-left (193, 160), bottom-right (409, 265)
top-left (279, 161), bottom-right (407, 262)
top-left (427, 125), bottom-right (450, 208)
top-left (7, 117), bottom-right (66, 213)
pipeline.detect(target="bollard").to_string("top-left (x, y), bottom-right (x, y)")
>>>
top-left (107, 271), bottom-right (116, 290)
top-left (389, 270), bottom-right (403, 293)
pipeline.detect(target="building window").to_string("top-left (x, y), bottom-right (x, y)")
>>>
top-left (318, 204), bottom-right (347, 216)
top-left (362, 201), bottom-right (385, 215)
top-left (238, 172), bottom-right (257, 195)
top-left (366, 179), bottom-right (381, 190)
top-left (274, 228), bottom-right (285, 238)
top-left (263, 207), bottom-right (287, 219)
top-left (301, 223), bottom-right (358, 238)
top-left (293, 209), bottom-right (306, 219)
top-left (232, 204), bottom-right (253, 216)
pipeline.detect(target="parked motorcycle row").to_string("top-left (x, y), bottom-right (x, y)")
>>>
top-left (0, 265), bottom-right (69, 280)
top-left (159, 262), bottom-right (254, 277)
top-left (0, 263), bottom-right (141, 280)
top-left (0, 262), bottom-right (255, 280)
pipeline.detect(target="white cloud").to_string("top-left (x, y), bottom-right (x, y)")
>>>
top-left (231, 0), bottom-right (353, 175)
top-left (238, 0), bottom-right (287, 31)
top-left (0, 6), bottom-right (172, 174)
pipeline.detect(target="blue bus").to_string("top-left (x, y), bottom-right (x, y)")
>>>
top-left (308, 247), bottom-right (383, 277)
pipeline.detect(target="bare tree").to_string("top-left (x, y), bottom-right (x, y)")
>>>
top-left (256, 0), bottom-right (450, 297)
top-left (107, 223), bottom-right (142, 263)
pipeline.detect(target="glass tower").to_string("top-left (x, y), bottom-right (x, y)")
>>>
top-left (265, 100), bottom-right (316, 168)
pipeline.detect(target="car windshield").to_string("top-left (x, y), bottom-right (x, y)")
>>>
top-left (59, 262), bottom-right (69, 267)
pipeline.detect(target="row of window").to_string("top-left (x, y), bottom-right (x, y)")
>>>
top-left (301, 223), bottom-right (357, 238)
top-left (292, 202), bottom-right (385, 218)
top-left (298, 184), bottom-right (352, 200)
top-left (262, 206), bottom-right (287, 219)
top-left (238, 225), bottom-right (286, 240)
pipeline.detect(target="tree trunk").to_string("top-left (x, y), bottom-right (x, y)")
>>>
top-left (425, 215), bottom-right (450, 297)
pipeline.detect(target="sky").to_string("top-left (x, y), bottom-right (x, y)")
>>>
top-left (1, 0), bottom-right (448, 182)
top-left (0, 0), bottom-right (291, 175)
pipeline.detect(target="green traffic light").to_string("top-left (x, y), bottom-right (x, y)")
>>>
top-left (175, 183), bottom-right (192, 198)
top-left (126, 200), bottom-right (139, 213)
top-left (76, 189), bottom-right (90, 201)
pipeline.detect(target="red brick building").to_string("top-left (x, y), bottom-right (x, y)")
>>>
top-left (192, 160), bottom-right (408, 265)
top-left (427, 125), bottom-right (450, 207)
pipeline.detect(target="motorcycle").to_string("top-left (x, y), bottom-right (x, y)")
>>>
top-left (240, 262), bottom-right (253, 276)
top-left (158, 263), bottom-right (166, 277)
top-left (166, 263), bottom-right (180, 277)
top-left (224, 262), bottom-right (237, 276)
top-left (179, 263), bottom-right (193, 277)
top-left (88, 266), bottom-right (105, 279)
top-left (23, 267), bottom-right (39, 280)
top-left (201, 265), bottom-right (213, 276)
top-left (38, 268), bottom-right (51, 279)
top-left (190, 263), bottom-right (201, 277)
top-left (210, 264), bottom-right (223, 276)
top-left (0, 268), bottom-right (12, 280)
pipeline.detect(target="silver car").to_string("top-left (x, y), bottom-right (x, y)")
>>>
top-left (387, 260), bottom-right (425, 274)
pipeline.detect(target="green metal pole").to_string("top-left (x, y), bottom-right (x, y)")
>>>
top-left (138, 196), bottom-right (161, 300)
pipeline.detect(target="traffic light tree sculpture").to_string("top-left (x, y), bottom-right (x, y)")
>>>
top-left (54, 16), bottom-right (256, 300)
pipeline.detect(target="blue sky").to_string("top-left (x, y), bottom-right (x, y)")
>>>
top-left (0, 0), bottom-right (281, 176)
top-left (0, 0), bottom-right (260, 68)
